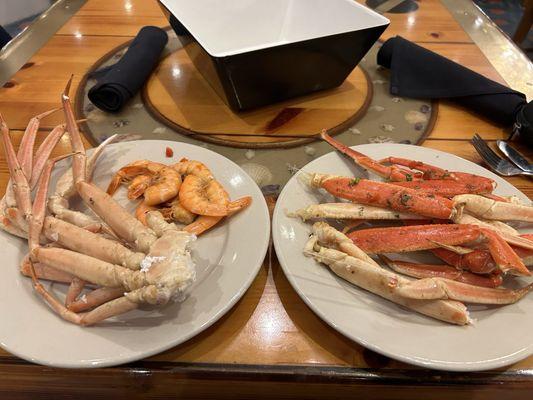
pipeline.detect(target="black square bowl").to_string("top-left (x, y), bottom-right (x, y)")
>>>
top-left (159, 0), bottom-right (389, 111)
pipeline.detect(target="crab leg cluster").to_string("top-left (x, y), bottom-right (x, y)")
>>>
top-left (0, 78), bottom-right (200, 325)
top-left (305, 223), bottom-right (471, 325)
top-left (291, 132), bottom-right (533, 324)
top-left (305, 222), bottom-right (532, 325)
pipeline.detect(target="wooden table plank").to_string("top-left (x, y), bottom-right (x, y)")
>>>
top-left (57, 0), bottom-right (167, 37)
top-left (0, 35), bottom-right (128, 130)
top-left (58, 15), bottom-right (167, 37)
top-left (0, 362), bottom-right (531, 400)
top-left (432, 104), bottom-right (508, 141)
top-left (421, 43), bottom-right (505, 84)
top-left (58, 0), bottom-right (473, 43)
top-left (355, 0), bottom-right (473, 43)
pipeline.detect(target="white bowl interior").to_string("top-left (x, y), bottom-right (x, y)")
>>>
top-left (160, 0), bottom-right (389, 57)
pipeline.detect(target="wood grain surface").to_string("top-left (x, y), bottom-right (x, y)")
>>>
top-left (0, 0), bottom-right (532, 398)
top-left (144, 49), bottom-right (371, 146)
top-left (359, 0), bottom-right (474, 43)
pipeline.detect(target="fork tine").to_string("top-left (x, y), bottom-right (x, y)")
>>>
top-left (471, 135), bottom-right (491, 160)
top-left (471, 135), bottom-right (502, 171)
top-left (477, 144), bottom-right (500, 166)
top-left (473, 135), bottom-right (500, 164)
top-left (472, 134), bottom-right (500, 163)
top-left (471, 134), bottom-right (522, 176)
top-left (476, 146), bottom-right (500, 169)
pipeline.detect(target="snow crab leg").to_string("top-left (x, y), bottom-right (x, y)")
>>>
top-left (17, 80), bottom-right (193, 324)
top-left (20, 256), bottom-right (75, 283)
top-left (289, 203), bottom-right (424, 221)
top-left (47, 133), bottom-right (126, 233)
top-left (396, 278), bottom-right (533, 304)
top-left (347, 224), bottom-right (530, 276)
top-left (307, 224), bottom-right (530, 320)
top-left (307, 173), bottom-right (455, 220)
top-left (320, 130), bottom-right (495, 195)
top-left (29, 123), bottom-right (66, 189)
top-left (43, 216), bottom-right (145, 270)
top-left (67, 287), bottom-right (125, 312)
top-left (379, 157), bottom-right (496, 193)
top-left (17, 108), bottom-right (62, 180)
top-left (1, 113), bottom-right (33, 223)
top-left (320, 130), bottom-right (420, 181)
top-left (454, 194), bottom-right (533, 222)
top-left (392, 179), bottom-right (494, 197)
top-left (378, 255), bottom-right (503, 288)
top-left (430, 247), bottom-right (497, 274)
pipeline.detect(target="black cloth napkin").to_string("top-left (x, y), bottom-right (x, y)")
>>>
top-left (0, 26), bottom-right (12, 49)
top-left (88, 26), bottom-right (168, 113)
top-left (377, 36), bottom-right (531, 139)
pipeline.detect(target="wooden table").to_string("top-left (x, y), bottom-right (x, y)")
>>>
top-left (0, 1), bottom-right (532, 398)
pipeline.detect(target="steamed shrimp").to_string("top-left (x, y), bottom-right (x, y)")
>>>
top-left (184, 196), bottom-right (252, 236)
top-left (107, 160), bottom-right (182, 205)
top-left (173, 159), bottom-right (229, 216)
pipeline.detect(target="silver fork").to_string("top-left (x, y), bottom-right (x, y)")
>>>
top-left (471, 134), bottom-right (533, 176)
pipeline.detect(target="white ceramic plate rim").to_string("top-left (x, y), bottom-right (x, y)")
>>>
top-left (273, 143), bottom-right (533, 372)
top-left (0, 140), bottom-right (270, 368)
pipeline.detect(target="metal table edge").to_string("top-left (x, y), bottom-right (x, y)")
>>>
top-left (1, 356), bottom-right (532, 385)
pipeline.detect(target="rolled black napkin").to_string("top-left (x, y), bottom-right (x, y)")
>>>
top-left (88, 26), bottom-right (168, 113)
top-left (377, 36), bottom-right (529, 128)
top-left (0, 25), bottom-right (12, 49)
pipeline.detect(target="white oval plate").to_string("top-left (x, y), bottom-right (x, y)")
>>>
top-left (0, 140), bottom-right (270, 368)
top-left (273, 143), bottom-right (533, 371)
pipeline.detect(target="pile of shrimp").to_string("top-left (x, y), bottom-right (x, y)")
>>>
top-left (107, 158), bottom-right (252, 236)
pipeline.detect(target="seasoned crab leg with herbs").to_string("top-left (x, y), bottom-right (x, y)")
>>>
top-left (319, 130), bottom-right (422, 181)
top-left (347, 224), bottom-right (530, 276)
top-left (307, 173), bottom-right (456, 220)
top-left (306, 172), bottom-right (533, 224)
top-left (320, 130), bottom-right (495, 196)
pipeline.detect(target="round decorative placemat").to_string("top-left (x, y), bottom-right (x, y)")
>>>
top-left (75, 29), bottom-right (436, 191)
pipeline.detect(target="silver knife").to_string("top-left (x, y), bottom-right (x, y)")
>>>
top-left (497, 140), bottom-right (533, 173)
